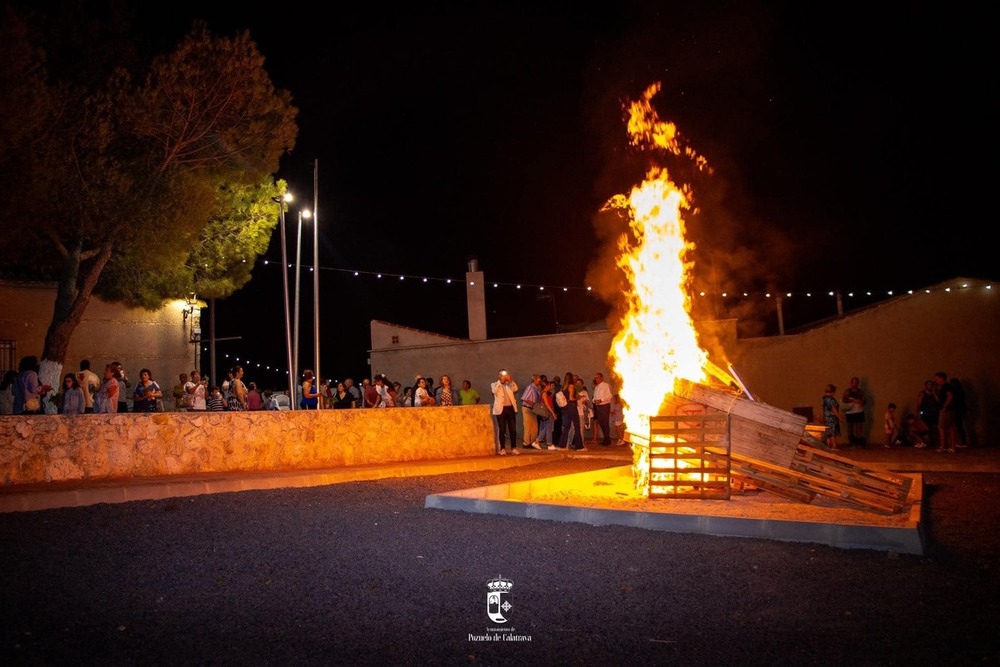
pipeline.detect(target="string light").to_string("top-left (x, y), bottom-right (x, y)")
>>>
top-left (205, 268), bottom-right (991, 385)
top-left (252, 258), bottom-right (991, 300)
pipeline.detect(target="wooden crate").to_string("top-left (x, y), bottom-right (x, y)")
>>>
top-left (673, 379), bottom-right (806, 468)
top-left (648, 413), bottom-right (731, 500)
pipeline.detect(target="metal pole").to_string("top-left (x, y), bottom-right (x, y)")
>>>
top-left (313, 159), bottom-right (321, 407)
top-left (209, 298), bottom-right (216, 384)
top-left (274, 196), bottom-right (296, 410)
top-left (293, 211), bottom-right (303, 390)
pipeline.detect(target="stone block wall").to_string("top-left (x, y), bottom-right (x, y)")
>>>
top-left (0, 406), bottom-right (496, 485)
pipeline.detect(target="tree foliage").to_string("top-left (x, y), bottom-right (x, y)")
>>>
top-left (0, 3), bottom-right (298, 363)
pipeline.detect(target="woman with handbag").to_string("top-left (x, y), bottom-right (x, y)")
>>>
top-left (13, 355), bottom-right (50, 415)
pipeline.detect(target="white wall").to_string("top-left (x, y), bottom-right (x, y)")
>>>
top-left (0, 280), bottom-right (199, 404)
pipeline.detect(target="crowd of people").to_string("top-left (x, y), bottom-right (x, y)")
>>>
top-left (2, 357), bottom-right (969, 459)
top-left (821, 372), bottom-right (968, 453)
top-left (488, 369), bottom-right (624, 456)
top-left (0, 356), bottom-right (147, 415)
top-left (1, 358), bottom-right (629, 457)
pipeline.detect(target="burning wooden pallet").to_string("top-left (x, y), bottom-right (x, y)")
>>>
top-left (643, 378), bottom-right (916, 514)
top-left (647, 413), bottom-right (731, 500)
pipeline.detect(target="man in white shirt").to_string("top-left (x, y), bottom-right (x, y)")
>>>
top-left (592, 372), bottom-right (613, 446)
top-left (491, 369), bottom-right (519, 456)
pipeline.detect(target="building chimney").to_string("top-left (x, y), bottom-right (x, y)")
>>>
top-left (466, 259), bottom-right (486, 341)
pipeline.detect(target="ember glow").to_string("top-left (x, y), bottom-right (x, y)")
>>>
top-left (608, 83), bottom-right (711, 436)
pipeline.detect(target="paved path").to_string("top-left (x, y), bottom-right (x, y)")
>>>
top-left (2, 444), bottom-right (996, 513)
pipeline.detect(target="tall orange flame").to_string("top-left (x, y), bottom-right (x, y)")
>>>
top-left (608, 83), bottom-right (710, 437)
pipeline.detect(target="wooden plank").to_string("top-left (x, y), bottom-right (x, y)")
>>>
top-left (676, 380), bottom-right (808, 434)
top-left (731, 452), bottom-right (909, 514)
top-left (792, 446), bottom-right (913, 501)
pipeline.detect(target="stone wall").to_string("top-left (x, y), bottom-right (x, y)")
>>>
top-left (0, 406), bottom-right (496, 485)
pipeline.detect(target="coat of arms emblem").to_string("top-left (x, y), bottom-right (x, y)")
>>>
top-left (486, 575), bottom-right (513, 624)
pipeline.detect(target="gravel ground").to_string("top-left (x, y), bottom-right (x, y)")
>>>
top-left (1, 458), bottom-right (998, 666)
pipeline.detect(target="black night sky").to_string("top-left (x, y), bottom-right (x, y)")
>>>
top-left (104, 2), bottom-right (996, 384)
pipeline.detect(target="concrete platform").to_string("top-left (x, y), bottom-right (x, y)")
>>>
top-left (425, 464), bottom-right (927, 555)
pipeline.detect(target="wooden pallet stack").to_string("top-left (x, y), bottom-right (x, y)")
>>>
top-left (647, 414), bottom-right (731, 500)
top-left (655, 378), bottom-right (916, 514)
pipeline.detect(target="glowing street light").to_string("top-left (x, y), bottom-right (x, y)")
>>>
top-left (271, 191), bottom-right (296, 409)
top-left (293, 208), bottom-right (312, 392)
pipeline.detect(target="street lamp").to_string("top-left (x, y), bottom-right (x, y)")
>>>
top-left (293, 208), bottom-right (311, 392)
top-left (312, 160), bottom-right (321, 409)
top-left (272, 192), bottom-right (296, 409)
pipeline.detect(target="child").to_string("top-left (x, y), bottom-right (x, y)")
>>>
top-left (883, 403), bottom-right (898, 448)
top-left (610, 393), bottom-right (625, 445)
top-left (206, 386), bottom-right (226, 412)
top-left (821, 384), bottom-right (842, 450)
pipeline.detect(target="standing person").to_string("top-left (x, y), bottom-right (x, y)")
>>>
top-left (13, 355), bottom-right (49, 415)
top-left (842, 376), bottom-right (867, 447)
top-left (332, 382), bottom-right (354, 409)
top-left (111, 362), bottom-right (131, 413)
top-left (76, 360), bottom-right (100, 414)
top-left (934, 372), bottom-right (958, 453)
top-left (916, 379), bottom-right (940, 449)
top-left (300, 370), bottom-right (319, 410)
top-left (185, 370), bottom-right (207, 411)
top-left (591, 372), bottom-right (613, 446)
top-left (459, 380), bottom-right (480, 405)
top-left (374, 374), bottom-right (393, 407)
top-left (221, 370), bottom-right (235, 403)
top-left (551, 376), bottom-right (563, 446)
top-left (413, 377), bottom-right (435, 407)
top-left (246, 382), bottom-right (264, 410)
top-left (577, 381), bottom-right (594, 446)
top-left (94, 364), bottom-right (120, 414)
top-left (132, 369), bottom-right (163, 413)
top-left (206, 386), bottom-right (226, 411)
top-left (0, 370), bottom-right (16, 415)
top-left (520, 374), bottom-right (543, 450)
top-left (172, 373), bottom-right (189, 411)
top-left (949, 377), bottom-right (968, 448)
top-left (822, 384), bottom-right (843, 450)
top-left (491, 369), bottom-right (520, 456)
top-left (538, 380), bottom-right (558, 450)
top-left (364, 377), bottom-right (381, 408)
top-left (389, 381), bottom-right (402, 407)
top-left (902, 414), bottom-right (929, 448)
top-left (435, 375), bottom-right (456, 406)
top-left (343, 378), bottom-right (361, 409)
top-left (883, 403), bottom-right (898, 448)
top-left (58, 373), bottom-right (86, 415)
top-left (230, 366), bottom-right (249, 411)
top-left (557, 372), bottom-right (584, 451)
top-left (611, 393), bottom-right (625, 445)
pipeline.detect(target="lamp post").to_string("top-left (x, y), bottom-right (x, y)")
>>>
top-left (293, 208), bottom-right (311, 391)
top-left (272, 192), bottom-right (296, 409)
top-left (312, 160), bottom-right (321, 408)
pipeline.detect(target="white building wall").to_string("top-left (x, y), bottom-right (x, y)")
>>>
top-left (0, 280), bottom-right (200, 401)
top-left (370, 278), bottom-right (999, 448)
